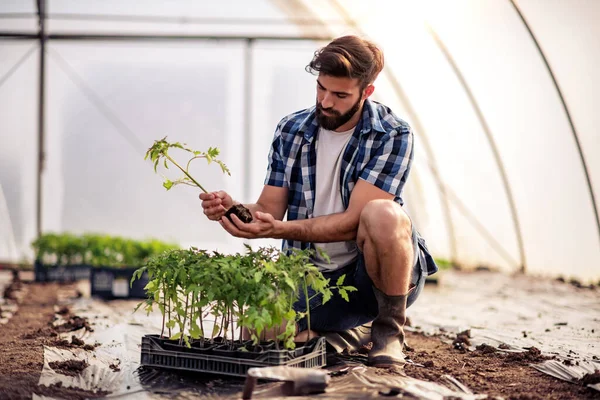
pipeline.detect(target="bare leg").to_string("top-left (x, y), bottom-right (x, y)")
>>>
top-left (357, 199), bottom-right (413, 296)
top-left (356, 199), bottom-right (414, 368)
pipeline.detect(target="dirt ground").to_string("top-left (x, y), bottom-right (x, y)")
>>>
top-left (0, 275), bottom-right (598, 399)
top-left (403, 330), bottom-right (598, 399)
top-left (0, 279), bottom-right (107, 400)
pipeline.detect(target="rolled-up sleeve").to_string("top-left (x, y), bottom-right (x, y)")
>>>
top-left (264, 125), bottom-right (288, 188)
top-left (359, 125), bottom-right (413, 200)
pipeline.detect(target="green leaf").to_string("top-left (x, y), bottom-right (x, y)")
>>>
top-left (166, 320), bottom-right (176, 329)
top-left (211, 324), bottom-right (220, 338)
top-left (170, 332), bottom-right (182, 340)
top-left (322, 289), bottom-right (332, 304)
top-left (163, 179), bottom-right (174, 190)
top-left (336, 274), bottom-right (346, 286)
top-left (284, 277), bottom-right (295, 290)
top-left (338, 288), bottom-right (349, 302)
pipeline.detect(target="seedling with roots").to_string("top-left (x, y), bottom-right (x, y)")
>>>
top-left (145, 137), bottom-right (252, 222)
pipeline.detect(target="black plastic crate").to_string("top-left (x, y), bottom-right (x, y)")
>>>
top-left (90, 266), bottom-right (148, 299)
top-left (140, 334), bottom-right (326, 378)
top-left (34, 260), bottom-right (91, 282)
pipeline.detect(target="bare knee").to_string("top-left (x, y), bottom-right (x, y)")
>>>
top-left (357, 199), bottom-right (412, 250)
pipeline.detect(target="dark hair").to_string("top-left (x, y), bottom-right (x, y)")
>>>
top-left (306, 35), bottom-right (384, 90)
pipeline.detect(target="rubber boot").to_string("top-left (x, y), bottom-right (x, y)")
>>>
top-left (368, 286), bottom-right (410, 368)
top-left (323, 323), bottom-right (372, 353)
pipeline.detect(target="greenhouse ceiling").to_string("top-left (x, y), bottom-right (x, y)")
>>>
top-left (0, 0), bottom-right (598, 282)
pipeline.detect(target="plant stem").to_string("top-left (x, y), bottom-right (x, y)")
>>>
top-left (230, 307), bottom-right (235, 346)
top-left (199, 303), bottom-right (204, 343)
top-left (191, 292), bottom-right (196, 339)
top-left (219, 313), bottom-right (225, 340)
top-left (180, 292), bottom-right (189, 346)
top-left (165, 153), bottom-right (208, 193)
top-left (238, 304), bottom-right (243, 343)
top-left (168, 295), bottom-right (172, 337)
top-left (303, 275), bottom-right (311, 341)
top-left (161, 281), bottom-right (166, 338)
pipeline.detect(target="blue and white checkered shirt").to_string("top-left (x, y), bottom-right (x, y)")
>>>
top-left (265, 99), bottom-right (437, 276)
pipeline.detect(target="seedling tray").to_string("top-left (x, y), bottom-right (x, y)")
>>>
top-left (140, 334), bottom-right (326, 378)
top-left (34, 260), bottom-right (91, 282)
top-left (90, 266), bottom-right (148, 299)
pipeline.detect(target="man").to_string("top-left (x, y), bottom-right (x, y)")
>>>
top-left (200, 35), bottom-right (437, 368)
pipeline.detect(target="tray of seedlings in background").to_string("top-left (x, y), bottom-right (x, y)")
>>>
top-left (32, 233), bottom-right (176, 295)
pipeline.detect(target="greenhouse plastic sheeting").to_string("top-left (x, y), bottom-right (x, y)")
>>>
top-left (33, 269), bottom-right (600, 398)
top-left (0, 0), bottom-right (599, 282)
top-left (407, 271), bottom-right (600, 376)
top-left (36, 296), bottom-right (489, 399)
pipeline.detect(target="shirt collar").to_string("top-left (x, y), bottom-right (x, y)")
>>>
top-left (359, 99), bottom-right (386, 135)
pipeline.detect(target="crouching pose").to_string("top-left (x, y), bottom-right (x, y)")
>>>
top-left (200, 35), bottom-right (437, 368)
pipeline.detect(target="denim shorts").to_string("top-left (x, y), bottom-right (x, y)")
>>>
top-left (295, 224), bottom-right (426, 332)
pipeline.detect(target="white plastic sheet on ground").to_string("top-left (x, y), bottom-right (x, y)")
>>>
top-left (408, 270), bottom-right (600, 391)
top-left (33, 279), bottom-right (515, 399)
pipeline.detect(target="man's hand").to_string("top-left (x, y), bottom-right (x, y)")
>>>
top-left (219, 211), bottom-right (283, 239)
top-left (200, 191), bottom-right (234, 221)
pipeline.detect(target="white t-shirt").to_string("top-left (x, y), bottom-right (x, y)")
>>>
top-left (312, 127), bottom-right (359, 271)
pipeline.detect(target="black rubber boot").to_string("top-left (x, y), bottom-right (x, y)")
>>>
top-left (368, 286), bottom-right (409, 368)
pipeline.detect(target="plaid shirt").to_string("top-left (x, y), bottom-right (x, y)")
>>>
top-left (265, 99), bottom-right (437, 276)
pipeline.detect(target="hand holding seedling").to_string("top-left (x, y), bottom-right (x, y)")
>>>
top-left (200, 191), bottom-right (234, 221)
top-left (145, 137), bottom-right (253, 223)
top-left (220, 210), bottom-right (282, 239)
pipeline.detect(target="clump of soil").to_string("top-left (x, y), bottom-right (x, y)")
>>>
top-left (49, 359), bottom-right (89, 377)
top-left (580, 370), bottom-right (600, 385)
top-left (109, 362), bottom-right (121, 372)
top-left (55, 315), bottom-right (94, 333)
top-left (452, 329), bottom-right (471, 352)
top-left (224, 204), bottom-right (253, 223)
top-left (503, 346), bottom-right (551, 365)
top-left (33, 382), bottom-right (110, 400)
top-left (475, 343), bottom-right (497, 355)
top-left (57, 306), bottom-right (70, 315)
top-left (52, 335), bottom-right (97, 350)
top-left (71, 335), bottom-right (85, 346)
top-left (3, 279), bottom-right (24, 300)
top-left (23, 326), bottom-right (58, 339)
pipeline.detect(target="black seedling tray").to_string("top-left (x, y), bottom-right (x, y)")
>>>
top-left (90, 266), bottom-right (148, 299)
top-left (34, 260), bottom-right (91, 282)
top-left (140, 334), bottom-right (326, 378)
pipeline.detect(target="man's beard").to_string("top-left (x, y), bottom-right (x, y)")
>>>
top-left (316, 97), bottom-right (362, 131)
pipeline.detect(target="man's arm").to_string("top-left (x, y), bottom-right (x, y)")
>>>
top-left (243, 185), bottom-right (288, 221)
top-left (281, 179), bottom-right (393, 242)
top-left (221, 179), bottom-right (394, 241)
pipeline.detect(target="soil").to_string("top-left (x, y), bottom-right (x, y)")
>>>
top-left (225, 204), bottom-right (253, 223)
top-left (109, 362), bottom-right (121, 372)
top-left (55, 315), bottom-right (94, 333)
top-left (1, 277), bottom-right (598, 399)
top-left (48, 359), bottom-right (89, 377)
top-left (581, 371), bottom-right (600, 385)
top-left (402, 330), bottom-right (599, 399)
top-left (0, 280), bottom-right (103, 400)
top-left (3, 278), bottom-right (24, 300)
top-left (34, 382), bottom-right (109, 400)
top-left (0, 282), bottom-right (59, 399)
